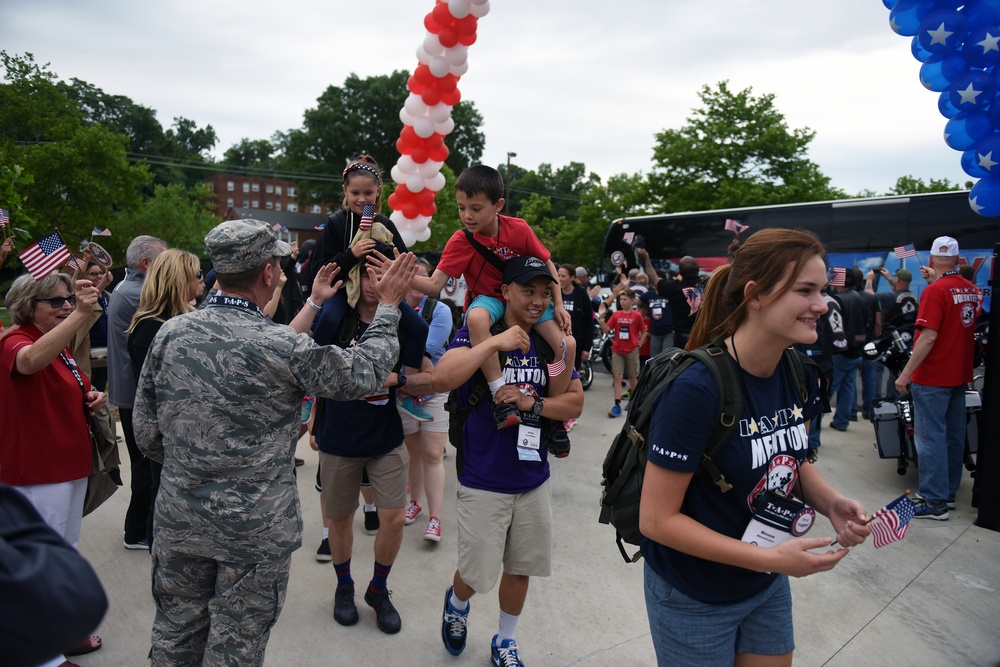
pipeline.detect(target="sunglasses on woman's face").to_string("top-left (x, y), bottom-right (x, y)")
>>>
top-left (35, 294), bottom-right (77, 308)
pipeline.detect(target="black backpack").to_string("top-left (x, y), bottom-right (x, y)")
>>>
top-left (421, 296), bottom-right (462, 348)
top-left (598, 339), bottom-right (814, 564)
top-left (444, 319), bottom-right (553, 475)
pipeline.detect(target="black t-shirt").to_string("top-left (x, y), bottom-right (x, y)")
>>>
top-left (655, 275), bottom-right (703, 337)
top-left (640, 291), bottom-right (673, 335)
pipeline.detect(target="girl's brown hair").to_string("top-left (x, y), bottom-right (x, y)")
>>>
top-left (687, 228), bottom-right (825, 349)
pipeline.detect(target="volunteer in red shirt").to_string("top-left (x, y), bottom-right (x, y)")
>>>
top-left (601, 288), bottom-right (646, 417)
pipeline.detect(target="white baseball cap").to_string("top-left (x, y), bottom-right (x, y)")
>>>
top-left (929, 236), bottom-right (959, 257)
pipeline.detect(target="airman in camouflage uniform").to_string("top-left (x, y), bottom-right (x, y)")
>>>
top-left (134, 219), bottom-right (420, 667)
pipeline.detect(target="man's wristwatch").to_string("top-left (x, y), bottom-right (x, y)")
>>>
top-left (397, 374), bottom-right (407, 389)
top-left (531, 396), bottom-right (544, 417)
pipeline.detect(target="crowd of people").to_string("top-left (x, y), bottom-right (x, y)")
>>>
top-left (0, 154), bottom-right (986, 666)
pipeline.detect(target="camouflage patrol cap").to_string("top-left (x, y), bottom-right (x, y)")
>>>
top-left (205, 219), bottom-right (292, 274)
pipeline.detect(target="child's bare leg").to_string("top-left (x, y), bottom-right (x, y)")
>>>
top-left (613, 372), bottom-right (625, 401)
top-left (468, 307), bottom-right (503, 386)
top-left (535, 319), bottom-right (575, 395)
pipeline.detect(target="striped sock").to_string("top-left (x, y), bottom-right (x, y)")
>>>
top-left (334, 559), bottom-right (353, 588)
top-left (370, 560), bottom-right (392, 592)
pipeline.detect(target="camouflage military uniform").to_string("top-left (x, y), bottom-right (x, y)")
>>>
top-left (134, 296), bottom-right (400, 667)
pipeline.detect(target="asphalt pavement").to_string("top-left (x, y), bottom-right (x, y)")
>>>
top-left (71, 370), bottom-right (1000, 666)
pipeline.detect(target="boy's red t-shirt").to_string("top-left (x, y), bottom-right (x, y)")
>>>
top-left (436, 214), bottom-right (550, 306)
top-left (608, 309), bottom-right (645, 355)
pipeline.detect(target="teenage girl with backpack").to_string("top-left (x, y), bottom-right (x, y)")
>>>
top-left (638, 228), bottom-right (871, 666)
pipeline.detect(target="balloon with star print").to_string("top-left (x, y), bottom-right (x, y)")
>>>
top-left (969, 173), bottom-right (1000, 216)
top-left (944, 110), bottom-right (991, 150)
top-left (919, 51), bottom-right (970, 91)
top-left (962, 25), bottom-right (1000, 67)
top-left (917, 10), bottom-right (968, 53)
top-left (947, 70), bottom-right (997, 110)
top-left (890, 0), bottom-right (939, 37)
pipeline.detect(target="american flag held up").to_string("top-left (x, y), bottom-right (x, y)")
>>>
top-left (18, 231), bottom-right (72, 280)
top-left (893, 243), bottom-right (917, 259)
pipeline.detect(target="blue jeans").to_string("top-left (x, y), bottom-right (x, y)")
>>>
top-left (644, 562), bottom-right (794, 664)
top-left (856, 358), bottom-right (876, 418)
top-left (875, 361), bottom-right (899, 400)
top-left (808, 413), bottom-right (822, 449)
top-left (830, 355), bottom-right (861, 429)
top-left (911, 383), bottom-right (967, 504)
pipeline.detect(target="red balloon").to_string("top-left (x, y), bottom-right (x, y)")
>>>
top-left (456, 16), bottom-right (478, 35)
top-left (458, 31), bottom-right (477, 47)
top-left (410, 146), bottom-right (429, 163)
top-left (415, 64), bottom-right (436, 85)
top-left (419, 202), bottom-right (437, 217)
top-left (402, 202), bottom-right (420, 219)
top-left (420, 87), bottom-right (442, 106)
top-left (428, 144), bottom-right (450, 162)
top-left (438, 26), bottom-right (459, 48)
top-left (387, 191), bottom-right (401, 209)
top-left (424, 14), bottom-right (440, 33)
top-left (431, 3), bottom-right (453, 26)
top-left (407, 75), bottom-right (425, 94)
top-left (400, 125), bottom-right (418, 145)
top-left (425, 133), bottom-right (444, 150)
top-left (437, 74), bottom-right (458, 93)
top-left (441, 89), bottom-right (461, 106)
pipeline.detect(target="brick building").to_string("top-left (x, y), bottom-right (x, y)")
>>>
top-left (204, 173), bottom-right (331, 219)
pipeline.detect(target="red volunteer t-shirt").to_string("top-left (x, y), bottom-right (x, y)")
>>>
top-left (1, 324), bottom-right (92, 485)
top-left (436, 215), bottom-right (550, 306)
top-left (608, 309), bottom-right (645, 355)
top-left (911, 273), bottom-right (983, 387)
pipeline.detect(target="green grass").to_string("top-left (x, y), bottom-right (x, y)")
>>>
top-left (0, 307), bottom-right (10, 329)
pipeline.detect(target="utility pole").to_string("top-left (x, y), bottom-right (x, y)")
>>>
top-left (505, 151), bottom-right (517, 214)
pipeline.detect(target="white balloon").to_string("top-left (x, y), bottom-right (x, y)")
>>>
top-left (469, 0), bottom-right (488, 5)
top-left (416, 45), bottom-right (431, 65)
top-left (444, 45), bottom-right (468, 66)
top-left (399, 228), bottom-right (417, 248)
top-left (429, 56), bottom-right (450, 78)
top-left (435, 117), bottom-right (455, 136)
top-left (428, 172), bottom-right (447, 191)
top-left (390, 209), bottom-right (409, 228)
top-left (399, 108), bottom-right (415, 126)
top-left (416, 226), bottom-right (432, 243)
top-left (404, 94), bottom-right (428, 118)
top-left (450, 61), bottom-right (469, 77)
top-left (414, 214), bottom-right (432, 229)
top-left (470, 0), bottom-right (489, 17)
top-left (406, 173), bottom-right (426, 193)
top-left (398, 154), bottom-right (417, 174)
top-left (423, 33), bottom-right (445, 56)
top-left (419, 160), bottom-right (444, 178)
top-left (428, 103), bottom-right (451, 124)
top-left (391, 165), bottom-right (406, 185)
top-left (448, 0), bottom-right (472, 19)
top-left (413, 116), bottom-right (435, 139)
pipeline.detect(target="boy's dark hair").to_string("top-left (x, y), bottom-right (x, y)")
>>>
top-left (455, 165), bottom-right (504, 203)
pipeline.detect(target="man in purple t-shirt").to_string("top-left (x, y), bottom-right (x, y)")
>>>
top-left (431, 256), bottom-right (584, 667)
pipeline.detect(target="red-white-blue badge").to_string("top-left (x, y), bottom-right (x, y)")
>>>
top-left (791, 507), bottom-right (816, 536)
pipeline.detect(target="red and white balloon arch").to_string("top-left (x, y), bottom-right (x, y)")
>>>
top-left (388, 0), bottom-right (490, 247)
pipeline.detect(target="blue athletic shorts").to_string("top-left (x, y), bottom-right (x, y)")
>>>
top-left (644, 561), bottom-right (794, 665)
top-left (467, 295), bottom-right (555, 326)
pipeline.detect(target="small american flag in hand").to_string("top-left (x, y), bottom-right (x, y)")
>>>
top-left (360, 204), bottom-right (375, 232)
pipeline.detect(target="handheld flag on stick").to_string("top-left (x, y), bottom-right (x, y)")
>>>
top-left (66, 256), bottom-right (87, 272)
top-left (893, 243), bottom-right (917, 259)
top-left (0, 209), bottom-right (9, 228)
top-left (314, 223), bottom-right (326, 231)
top-left (91, 227), bottom-right (112, 237)
top-left (272, 223), bottom-right (288, 233)
top-left (622, 231), bottom-right (635, 245)
top-left (829, 267), bottom-right (847, 287)
top-left (724, 218), bottom-right (748, 235)
top-left (359, 204), bottom-right (375, 232)
top-left (18, 231), bottom-right (72, 280)
top-left (868, 493), bottom-right (917, 548)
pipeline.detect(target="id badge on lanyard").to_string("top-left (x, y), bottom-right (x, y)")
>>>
top-left (517, 410), bottom-right (542, 462)
top-left (618, 322), bottom-right (631, 341)
top-left (740, 490), bottom-right (815, 549)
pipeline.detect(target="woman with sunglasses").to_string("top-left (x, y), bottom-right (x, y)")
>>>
top-left (69, 260), bottom-right (114, 392)
top-left (1, 270), bottom-right (108, 662)
top-left (126, 249), bottom-right (204, 549)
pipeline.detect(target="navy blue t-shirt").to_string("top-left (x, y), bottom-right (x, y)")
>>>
top-left (639, 291), bottom-right (673, 335)
top-left (313, 297), bottom-right (428, 458)
top-left (640, 354), bottom-right (822, 603)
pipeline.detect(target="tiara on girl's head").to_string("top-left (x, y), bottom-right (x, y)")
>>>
top-left (343, 162), bottom-right (381, 184)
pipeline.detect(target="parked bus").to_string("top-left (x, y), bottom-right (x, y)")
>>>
top-left (602, 190), bottom-right (997, 310)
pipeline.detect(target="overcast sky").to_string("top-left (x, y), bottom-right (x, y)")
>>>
top-left (2, 0), bottom-right (972, 197)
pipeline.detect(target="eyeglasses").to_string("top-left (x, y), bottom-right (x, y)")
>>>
top-left (34, 294), bottom-right (77, 308)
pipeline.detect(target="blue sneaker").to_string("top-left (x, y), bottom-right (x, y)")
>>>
top-left (398, 395), bottom-right (434, 422)
top-left (441, 586), bottom-right (470, 655)
top-left (608, 404), bottom-right (622, 418)
top-left (491, 635), bottom-right (525, 667)
top-left (913, 499), bottom-right (950, 520)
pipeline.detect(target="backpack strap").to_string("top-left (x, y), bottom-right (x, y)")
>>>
top-left (462, 229), bottom-right (507, 273)
top-left (421, 297), bottom-right (438, 327)
top-left (688, 339), bottom-right (743, 493)
top-left (785, 346), bottom-right (829, 413)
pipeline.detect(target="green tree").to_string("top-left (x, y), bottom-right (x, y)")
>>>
top-left (278, 71), bottom-right (484, 205)
top-left (113, 183), bottom-right (219, 258)
top-left (884, 175), bottom-right (969, 195)
top-left (0, 52), bottom-right (151, 251)
top-left (648, 81), bottom-right (842, 212)
top-left (223, 138), bottom-right (277, 170)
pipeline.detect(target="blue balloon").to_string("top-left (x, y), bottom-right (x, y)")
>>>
top-left (962, 147), bottom-right (993, 177)
top-left (969, 174), bottom-right (1000, 216)
top-left (920, 52), bottom-right (972, 91)
top-left (962, 25), bottom-right (1000, 68)
top-left (949, 70), bottom-right (998, 110)
top-left (939, 90), bottom-right (963, 117)
top-left (945, 111), bottom-right (992, 150)
top-left (884, 0), bottom-right (900, 9)
top-left (891, 0), bottom-right (939, 36)
top-left (912, 35), bottom-right (935, 62)
top-left (962, 0), bottom-right (1000, 31)
top-left (918, 10), bottom-right (969, 53)
top-left (969, 132), bottom-right (1000, 176)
